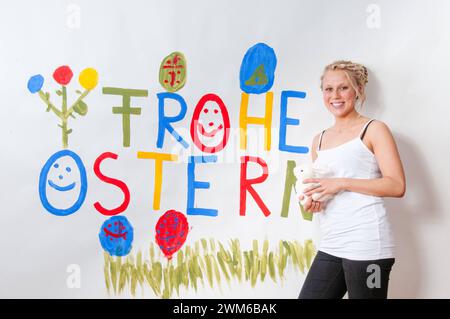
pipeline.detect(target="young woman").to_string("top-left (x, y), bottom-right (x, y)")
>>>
top-left (298, 61), bottom-right (406, 299)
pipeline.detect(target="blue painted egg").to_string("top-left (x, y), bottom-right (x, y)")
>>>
top-left (99, 216), bottom-right (134, 256)
top-left (239, 43), bottom-right (277, 94)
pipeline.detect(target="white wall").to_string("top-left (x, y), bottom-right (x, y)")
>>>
top-left (0, 0), bottom-right (449, 298)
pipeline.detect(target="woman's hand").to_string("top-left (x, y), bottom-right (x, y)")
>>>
top-left (298, 194), bottom-right (324, 213)
top-left (302, 178), bottom-right (344, 200)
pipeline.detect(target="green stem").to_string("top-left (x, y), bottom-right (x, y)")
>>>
top-left (38, 90), bottom-right (62, 118)
top-left (66, 89), bottom-right (90, 118)
top-left (61, 86), bottom-right (68, 148)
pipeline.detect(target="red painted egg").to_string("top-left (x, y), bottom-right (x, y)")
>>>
top-left (155, 210), bottom-right (189, 259)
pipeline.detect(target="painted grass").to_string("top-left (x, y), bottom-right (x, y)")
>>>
top-left (103, 238), bottom-right (316, 299)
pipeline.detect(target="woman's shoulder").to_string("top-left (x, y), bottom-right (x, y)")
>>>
top-left (310, 131), bottom-right (324, 156)
top-left (312, 130), bottom-right (324, 146)
top-left (366, 119), bottom-right (394, 145)
top-left (367, 119), bottom-right (391, 134)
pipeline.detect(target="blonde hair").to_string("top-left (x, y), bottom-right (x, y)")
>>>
top-left (320, 60), bottom-right (369, 108)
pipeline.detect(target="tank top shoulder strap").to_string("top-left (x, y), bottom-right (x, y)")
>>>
top-left (359, 119), bottom-right (375, 140)
top-left (317, 130), bottom-right (326, 151)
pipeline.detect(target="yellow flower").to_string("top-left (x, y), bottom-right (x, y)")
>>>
top-left (79, 68), bottom-right (98, 90)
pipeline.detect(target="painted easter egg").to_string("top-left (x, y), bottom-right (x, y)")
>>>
top-left (99, 216), bottom-right (134, 256)
top-left (39, 149), bottom-right (87, 216)
top-left (190, 93), bottom-right (230, 153)
top-left (155, 210), bottom-right (189, 259)
top-left (239, 43), bottom-right (277, 94)
top-left (159, 52), bottom-right (187, 92)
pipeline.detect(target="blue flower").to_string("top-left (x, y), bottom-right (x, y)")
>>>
top-left (27, 74), bottom-right (44, 93)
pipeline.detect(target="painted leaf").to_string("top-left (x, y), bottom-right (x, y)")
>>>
top-left (73, 100), bottom-right (88, 116)
top-left (131, 268), bottom-right (137, 296)
top-left (251, 259), bottom-right (260, 287)
top-left (144, 264), bottom-right (159, 296)
top-left (294, 242), bottom-right (305, 273)
top-left (152, 262), bottom-right (162, 284)
top-left (268, 252), bottom-right (276, 282)
top-left (216, 253), bottom-right (230, 283)
top-left (209, 238), bottom-right (216, 252)
top-left (119, 267), bottom-right (127, 293)
top-left (188, 260), bottom-right (198, 291)
top-left (110, 256), bottom-right (117, 292)
top-left (253, 239), bottom-right (259, 257)
top-left (103, 264), bottom-right (111, 293)
top-left (168, 265), bottom-right (175, 297)
top-left (162, 267), bottom-right (170, 299)
top-left (177, 250), bottom-right (184, 266)
top-left (149, 244), bottom-right (155, 263)
top-left (244, 252), bottom-right (251, 280)
top-left (205, 255), bottom-right (213, 288)
top-left (212, 256), bottom-right (221, 286)
top-left (201, 238), bottom-right (208, 252)
top-left (260, 251), bottom-right (267, 281)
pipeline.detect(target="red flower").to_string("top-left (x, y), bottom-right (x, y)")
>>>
top-left (53, 65), bottom-right (73, 85)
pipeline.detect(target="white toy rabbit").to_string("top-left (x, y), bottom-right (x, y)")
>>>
top-left (293, 162), bottom-right (335, 206)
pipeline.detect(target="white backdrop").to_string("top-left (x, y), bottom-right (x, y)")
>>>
top-left (1, 0), bottom-right (449, 298)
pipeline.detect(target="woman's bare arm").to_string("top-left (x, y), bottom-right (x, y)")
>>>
top-left (340, 121), bottom-right (406, 197)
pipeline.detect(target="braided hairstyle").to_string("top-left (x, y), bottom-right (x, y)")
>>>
top-left (320, 60), bottom-right (369, 108)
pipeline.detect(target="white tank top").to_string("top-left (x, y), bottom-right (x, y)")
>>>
top-left (314, 119), bottom-right (395, 260)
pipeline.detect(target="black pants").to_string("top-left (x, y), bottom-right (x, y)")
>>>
top-left (299, 251), bottom-right (395, 299)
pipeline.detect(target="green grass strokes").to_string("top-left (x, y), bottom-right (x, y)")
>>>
top-left (103, 238), bottom-right (316, 298)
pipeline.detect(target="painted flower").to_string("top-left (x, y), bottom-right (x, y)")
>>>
top-left (78, 68), bottom-right (98, 90)
top-left (53, 65), bottom-right (73, 85)
top-left (27, 74), bottom-right (44, 93)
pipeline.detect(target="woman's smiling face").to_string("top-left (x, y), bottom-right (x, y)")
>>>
top-left (322, 70), bottom-right (358, 118)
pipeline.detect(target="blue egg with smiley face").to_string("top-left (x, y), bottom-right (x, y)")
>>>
top-left (99, 216), bottom-right (134, 257)
top-left (39, 149), bottom-right (87, 216)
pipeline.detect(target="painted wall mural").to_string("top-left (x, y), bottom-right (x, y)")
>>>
top-left (28, 43), bottom-right (316, 298)
top-left (103, 239), bottom-right (315, 298)
top-left (28, 66), bottom-right (98, 148)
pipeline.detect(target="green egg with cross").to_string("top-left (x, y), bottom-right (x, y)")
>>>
top-left (159, 51), bottom-right (187, 92)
